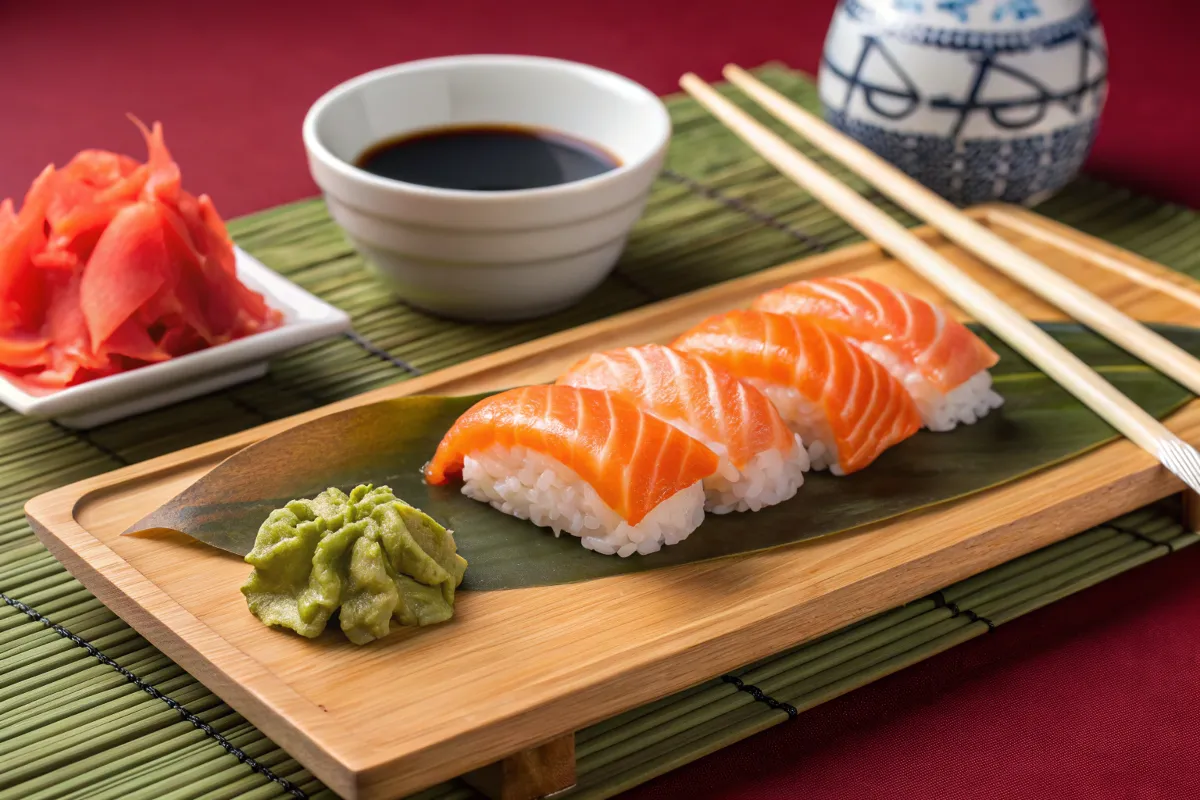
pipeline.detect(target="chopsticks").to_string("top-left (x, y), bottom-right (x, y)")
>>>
top-left (678, 72), bottom-right (1200, 494)
top-left (993, 210), bottom-right (1200, 316)
top-left (721, 64), bottom-right (1200, 397)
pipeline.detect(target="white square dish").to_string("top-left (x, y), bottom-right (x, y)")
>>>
top-left (0, 247), bottom-right (352, 429)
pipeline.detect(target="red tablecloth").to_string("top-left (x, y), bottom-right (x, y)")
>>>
top-left (5, 2), bottom-right (1199, 798)
top-left (4, 0), bottom-right (1199, 213)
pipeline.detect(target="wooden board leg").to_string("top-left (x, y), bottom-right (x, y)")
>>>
top-left (1183, 491), bottom-right (1200, 533)
top-left (463, 734), bottom-right (576, 800)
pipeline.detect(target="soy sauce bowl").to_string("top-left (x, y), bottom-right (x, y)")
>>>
top-left (303, 55), bottom-right (671, 321)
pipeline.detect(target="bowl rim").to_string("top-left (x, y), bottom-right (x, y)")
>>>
top-left (301, 54), bottom-right (673, 203)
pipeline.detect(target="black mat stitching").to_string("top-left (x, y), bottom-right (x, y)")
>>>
top-left (932, 590), bottom-right (996, 631)
top-left (0, 591), bottom-right (308, 799)
top-left (609, 266), bottom-right (664, 302)
top-left (721, 674), bottom-right (799, 718)
top-left (662, 168), bottom-right (832, 252)
top-left (50, 422), bottom-right (131, 467)
top-left (343, 330), bottom-right (424, 375)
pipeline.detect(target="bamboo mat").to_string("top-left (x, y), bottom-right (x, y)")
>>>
top-left (2, 65), bottom-right (1200, 800)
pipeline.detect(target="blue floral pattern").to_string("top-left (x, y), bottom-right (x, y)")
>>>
top-left (936, 0), bottom-right (980, 23)
top-left (993, 0), bottom-right (1042, 20)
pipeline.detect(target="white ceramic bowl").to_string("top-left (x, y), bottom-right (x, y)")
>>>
top-left (303, 55), bottom-right (672, 321)
top-left (0, 247), bottom-right (350, 429)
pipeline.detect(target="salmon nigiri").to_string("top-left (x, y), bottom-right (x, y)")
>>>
top-left (753, 276), bottom-right (1002, 431)
top-left (425, 385), bottom-right (719, 557)
top-left (556, 344), bottom-right (809, 513)
top-left (672, 310), bottom-right (921, 475)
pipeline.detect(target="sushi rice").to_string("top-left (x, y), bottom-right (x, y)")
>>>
top-left (854, 341), bottom-right (1003, 432)
top-left (745, 381), bottom-right (847, 474)
top-left (666, 417), bottom-right (810, 513)
top-left (461, 444), bottom-right (707, 557)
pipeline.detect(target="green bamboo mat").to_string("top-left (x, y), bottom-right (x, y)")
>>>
top-left (2, 65), bottom-right (1200, 800)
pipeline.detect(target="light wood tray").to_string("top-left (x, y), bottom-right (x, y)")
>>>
top-left (25, 205), bottom-right (1200, 800)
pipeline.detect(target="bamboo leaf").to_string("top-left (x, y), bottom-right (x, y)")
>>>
top-left (125, 322), bottom-right (1198, 590)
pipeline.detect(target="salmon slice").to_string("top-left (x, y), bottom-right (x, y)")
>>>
top-left (556, 344), bottom-right (797, 469)
top-left (425, 385), bottom-right (719, 524)
top-left (672, 310), bottom-right (921, 475)
top-left (556, 344), bottom-right (810, 513)
top-left (753, 276), bottom-right (999, 394)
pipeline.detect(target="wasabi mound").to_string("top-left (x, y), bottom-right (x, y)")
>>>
top-left (241, 484), bottom-right (467, 645)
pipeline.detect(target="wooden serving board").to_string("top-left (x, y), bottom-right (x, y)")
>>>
top-left (25, 205), bottom-right (1200, 800)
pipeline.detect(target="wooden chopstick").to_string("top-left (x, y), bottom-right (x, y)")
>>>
top-left (721, 64), bottom-right (1200, 397)
top-left (994, 210), bottom-right (1200, 316)
top-left (679, 72), bottom-right (1200, 492)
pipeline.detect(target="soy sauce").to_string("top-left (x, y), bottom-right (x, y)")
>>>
top-left (354, 124), bottom-right (621, 191)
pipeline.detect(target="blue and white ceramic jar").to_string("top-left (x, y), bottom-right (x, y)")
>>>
top-left (819, 0), bottom-right (1108, 206)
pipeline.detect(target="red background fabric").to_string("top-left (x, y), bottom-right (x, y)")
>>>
top-left (4, 2), bottom-right (1200, 798)
top-left (3, 0), bottom-right (1199, 213)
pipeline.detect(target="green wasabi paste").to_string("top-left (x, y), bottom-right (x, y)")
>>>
top-left (240, 484), bottom-right (468, 645)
